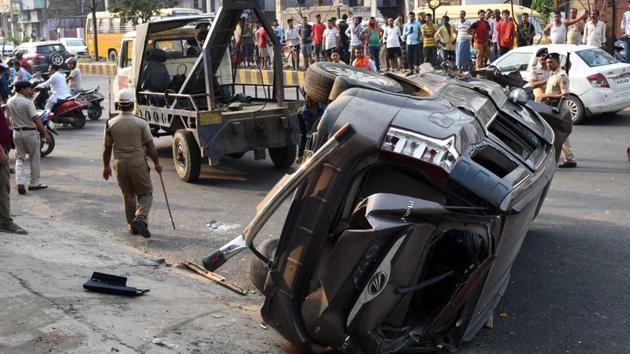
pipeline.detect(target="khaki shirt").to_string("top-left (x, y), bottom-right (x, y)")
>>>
top-left (5, 93), bottom-right (38, 129)
top-left (528, 65), bottom-right (551, 102)
top-left (104, 112), bottom-right (153, 160)
top-left (545, 68), bottom-right (569, 95)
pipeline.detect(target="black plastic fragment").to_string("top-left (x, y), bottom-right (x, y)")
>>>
top-left (83, 272), bottom-right (150, 296)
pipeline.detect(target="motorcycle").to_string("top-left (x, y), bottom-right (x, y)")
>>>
top-left (73, 87), bottom-right (105, 121)
top-left (31, 75), bottom-right (89, 129)
top-left (38, 110), bottom-right (58, 157)
top-left (200, 63), bottom-right (572, 353)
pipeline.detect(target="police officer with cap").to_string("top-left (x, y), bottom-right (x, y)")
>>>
top-left (527, 48), bottom-right (550, 102)
top-left (5, 80), bottom-right (52, 195)
top-left (540, 52), bottom-right (577, 168)
top-left (102, 89), bottom-right (162, 238)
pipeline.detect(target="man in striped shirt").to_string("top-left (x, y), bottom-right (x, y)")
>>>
top-left (421, 13), bottom-right (438, 67)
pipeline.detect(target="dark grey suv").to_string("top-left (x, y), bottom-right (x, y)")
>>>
top-left (12, 42), bottom-right (72, 74)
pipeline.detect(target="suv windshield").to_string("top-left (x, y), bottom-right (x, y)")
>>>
top-left (65, 39), bottom-right (85, 46)
top-left (576, 48), bottom-right (618, 67)
top-left (37, 44), bottom-right (65, 54)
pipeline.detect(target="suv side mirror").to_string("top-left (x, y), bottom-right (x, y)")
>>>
top-left (509, 88), bottom-right (528, 105)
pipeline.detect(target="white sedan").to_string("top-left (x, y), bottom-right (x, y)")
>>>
top-left (490, 44), bottom-right (630, 124)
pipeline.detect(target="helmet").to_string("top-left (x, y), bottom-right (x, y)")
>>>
top-left (65, 57), bottom-right (77, 66)
top-left (116, 89), bottom-right (134, 103)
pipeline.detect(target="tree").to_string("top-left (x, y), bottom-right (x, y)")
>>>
top-left (426, 0), bottom-right (450, 22)
top-left (532, 0), bottom-right (553, 24)
top-left (108, 0), bottom-right (181, 26)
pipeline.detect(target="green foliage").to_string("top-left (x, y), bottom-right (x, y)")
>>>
top-left (108, 0), bottom-right (181, 26)
top-left (532, 0), bottom-right (552, 24)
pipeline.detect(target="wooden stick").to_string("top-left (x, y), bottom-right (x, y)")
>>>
top-left (159, 173), bottom-right (176, 230)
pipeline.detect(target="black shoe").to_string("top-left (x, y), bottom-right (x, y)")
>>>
top-left (132, 218), bottom-right (151, 238)
top-left (28, 184), bottom-right (48, 191)
top-left (128, 225), bottom-right (139, 235)
top-left (17, 184), bottom-right (26, 195)
top-left (558, 161), bottom-right (577, 168)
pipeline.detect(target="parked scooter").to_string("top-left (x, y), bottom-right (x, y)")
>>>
top-left (31, 74), bottom-right (89, 129)
top-left (73, 87), bottom-right (105, 120)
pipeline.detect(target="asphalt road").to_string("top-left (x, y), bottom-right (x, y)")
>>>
top-left (18, 75), bottom-right (630, 353)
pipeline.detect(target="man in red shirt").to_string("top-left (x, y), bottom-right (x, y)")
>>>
top-left (468, 9), bottom-right (492, 69)
top-left (256, 26), bottom-right (270, 69)
top-left (312, 14), bottom-right (327, 62)
top-left (496, 10), bottom-right (516, 57)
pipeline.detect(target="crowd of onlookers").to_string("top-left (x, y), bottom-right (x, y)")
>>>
top-left (232, 4), bottom-right (630, 73)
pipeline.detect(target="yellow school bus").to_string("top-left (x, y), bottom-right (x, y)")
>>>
top-left (86, 8), bottom-right (204, 62)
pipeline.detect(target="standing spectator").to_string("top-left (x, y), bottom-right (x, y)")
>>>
top-left (256, 26), bottom-right (271, 69)
top-left (435, 16), bottom-right (457, 69)
top-left (352, 46), bottom-right (377, 72)
top-left (323, 19), bottom-right (340, 60)
top-left (496, 10), bottom-right (516, 57)
top-left (6, 81), bottom-right (52, 195)
top-left (272, 19), bottom-right (284, 45)
top-left (383, 18), bottom-right (402, 71)
top-left (365, 17), bottom-right (382, 71)
top-left (488, 9), bottom-right (499, 61)
top-left (338, 14), bottom-right (350, 63)
top-left (286, 19), bottom-right (300, 70)
top-left (241, 20), bottom-right (255, 67)
top-left (347, 16), bottom-right (364, 63)
top-left (566, 8), bottom-right (586, 45)
top-left (621, 2), bottom-right (630, 64)
top-left (518, 13), bottom-right (536, 47)
top-left (403, 12), bottom-right (422, 74)
top-left (583, 10), bottom-right (606, 48)
top-left (395, 14), bottom-right (407, 70)
top-left (299, 16), bottom-right (314, 70)
top-left (455, 10), bottom-right (473, 72)
top-left (469, 10), bottom-right (492, 70)
top-left (312, 14), bottom-right (326, 62)
top-left (0, 100), bottom-right (26, 234)
top-left (544, 9), bottom-right (588, 44)
top-left (0, 65), bottom-right (10, 101)
top-left (421, 14), bottom-right (438, 66)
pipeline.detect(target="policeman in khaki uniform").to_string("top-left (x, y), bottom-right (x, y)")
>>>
top-left (527, 48), bottom-right (551, 103)
top-left (540, 53), bottom-right (577, 168)
top-left (102, 90), bottom-right (162, 238)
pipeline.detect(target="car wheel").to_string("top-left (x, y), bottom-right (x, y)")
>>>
top-left (108, 50), bottom-right (118, 63)
top-left (565, 95), bottom-right (586, 125)
top-left (269, 145), bottom-right (297, 168)
top-left (172, 129), bottom-right (201, 182)
top-left (304, 62), bottom-right (403, 103)
top-left (249, 238), bottom-right (279, 294)
top-left (49, 52), bottom-right (64, 66)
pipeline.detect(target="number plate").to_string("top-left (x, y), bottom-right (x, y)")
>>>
top-left (199, 111), bottom-right (223, 126)
top-left (616, 78), bottom-right (630, 86)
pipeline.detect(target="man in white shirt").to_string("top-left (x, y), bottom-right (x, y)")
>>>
top-left (583, 10), bottom-right (606, 48)
top-left (621, 2), bottom-right (630, 64)
top-left (285, 19), bottom-right (301, 70)
top-left (35, 64), bottom-right (70, 112)
top-left (383, 18), bottom-right (402, 71)
top-left (322, 19), bottom-right (340, 60)
top-left (346, 16), bottom-right (364, 62)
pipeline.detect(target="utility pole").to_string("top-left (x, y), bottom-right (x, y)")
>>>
top-left (91, 0), bottom-right (98, 61)
top-left (371, 0), bottom-right (377, 18)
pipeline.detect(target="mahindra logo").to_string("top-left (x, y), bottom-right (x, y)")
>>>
top-left (367, 271), bottom-right (388, 296)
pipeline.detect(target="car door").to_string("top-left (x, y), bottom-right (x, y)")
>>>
top-left (114, 38), bottom-right (135, 100)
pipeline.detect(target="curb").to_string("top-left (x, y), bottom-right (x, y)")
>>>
top-left (79, 64), bottom-right (306, 88)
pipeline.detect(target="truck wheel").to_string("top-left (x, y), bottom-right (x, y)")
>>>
top-left (173, 129), bottom-right (201, 182)
top-left (40, 132), bottom-right (55, 157)
top-left (304, 62), bottom-right (403, 103)
top-left (269, 145), bottom-right (296, 168)
top-left (250, 238), bottom-right (279, 294)
top-left (70, 112), bottom-right (86, 129)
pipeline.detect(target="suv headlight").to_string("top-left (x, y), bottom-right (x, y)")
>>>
top-left (381, 127), bottom-right (460, 172)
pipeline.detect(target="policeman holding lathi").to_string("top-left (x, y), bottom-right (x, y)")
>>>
top-left (102, 90), bottom-right (162, 238)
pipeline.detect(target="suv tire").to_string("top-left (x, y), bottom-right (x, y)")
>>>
top-left (173, 129), bottom-right (201, 182)
top-left (49, 52), bottom-right (64, 66)
top-left (304, 62), bottom-right (403, 103)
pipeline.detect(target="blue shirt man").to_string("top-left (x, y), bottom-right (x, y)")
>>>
top-left (403, 17), bottom-right (421, 45)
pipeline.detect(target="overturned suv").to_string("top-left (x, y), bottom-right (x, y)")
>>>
top-left (204, 63), bottom-right (572, 353)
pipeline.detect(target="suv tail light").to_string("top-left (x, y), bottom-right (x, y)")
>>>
top-left (33, 54), bottom-right (45, 61)
top-left (587, 73), bottom-right (610, 88)
top-left (381, 127), bottom-right (460, 172)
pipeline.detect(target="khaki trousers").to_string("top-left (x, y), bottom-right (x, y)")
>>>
top-left (113, 158), bottom-right (153, 226)
top-left (561, 138), bottom-right (576, 162)
top-left (474, 43), bottom-right (491, 70)
top-left (13, 130), bottom-right (40, 186)
top-left (0, 161), bottom-right (12, 225)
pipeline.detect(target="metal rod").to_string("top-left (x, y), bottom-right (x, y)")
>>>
top-left (159, 173), bottom-right (176, 230)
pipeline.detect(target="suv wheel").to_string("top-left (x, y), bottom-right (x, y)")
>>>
top-left (49, 52), bottom-right (64, 66)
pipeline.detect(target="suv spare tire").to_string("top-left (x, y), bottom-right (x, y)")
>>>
top-left (304, 62), bottom-right (403, 103)
top-left (49, 52), bottom-right (64, 66)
